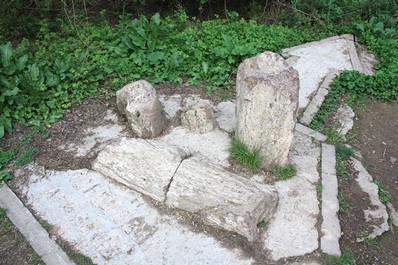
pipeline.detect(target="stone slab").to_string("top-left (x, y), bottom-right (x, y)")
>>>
top-left (387, 202), bottom-right (398, 227)
top-left (300, 70), bottom-right (340, 125)
top-left (295, 123), bottom-right (327, 142)
top-left (161, 127), bottom-right (231, 166)
top-left (321, 144), bottom-right (341, 256)
top-left (166, 155), bottom-right (279, 241)
top-left (20, 168), bottom-right (254, 265)
top-left (236, 51), bottom-right (299, 168)
top-left (283, 36), bottom-right (354, 109)
top-left (343, 34), bottom-right (365, 73)
top-left (0, 184), bottom-right (75, 265)
top-left (263, 131), bottom-right (320, 260)
top-left (351, 158), bottom-right (389, 241)
top-left (92, 137), bottom-right (189, 202)
top-left (334, 104), bottom-right (355, 136)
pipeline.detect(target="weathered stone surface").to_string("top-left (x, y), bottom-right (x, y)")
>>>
top-left (351, 158), bottom-right (389, 242)
top-left (236, 52), bottom-right (299, 168)
top-left (321, 144), bottom-right (341, 256)
top-left (165, 155), bottom-right (279, 241)
top-left (116, 80), bottom-right (167, 138)
top-left (181, 103), bottom-right (217, 134)
top-left (335, 103), bottom-right (355, 136)
top-left (387, 202), bottom-right (398, 227)
top-left (92, 137), bottom-right (189, 201)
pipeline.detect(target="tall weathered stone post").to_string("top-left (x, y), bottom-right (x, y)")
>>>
top-left (236, 52), bottom-right (299, 169)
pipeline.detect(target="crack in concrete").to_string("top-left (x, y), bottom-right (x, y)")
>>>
top-left (163, 154), bottom-right (191, 203)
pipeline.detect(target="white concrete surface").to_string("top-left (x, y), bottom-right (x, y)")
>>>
top-left (283, 36), bottom-right (354, 109)
top-left (263, 131), bottom-right (320, 260)
top-left (21, 169), bottom-right (254, 265)
top-left (0, 185), bottom-right (75, 265)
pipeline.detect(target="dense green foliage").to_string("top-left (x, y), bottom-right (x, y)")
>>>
top-left (1, 10), bottom-right (327, 137)
top-left (310, 17), bottom-right (398, 130)
top-left (0, 1), bottom-right (397, 138)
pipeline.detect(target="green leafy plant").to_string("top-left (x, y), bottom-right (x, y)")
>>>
top-left (230, 138), bottom-right (260, 172)
top-left (17, 133), bottom-right (34, 146)
top-left (0, 170), bottom-right (13, 188)
top-left (374, 179), bottom-right (390, 203)
top-left (0, 147), bottom-right (16, 167)
top-left (274, 164), bottom-right (297, 180)
top-left (0, 208), bottom-right (5, 219)
top-left (15, 147), bottom-right (38, 166)
top-left (0, 147), bottom-right (16, 187)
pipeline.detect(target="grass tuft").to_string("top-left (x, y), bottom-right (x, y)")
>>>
top-left (274, 164), bottom-right (297, 180)
top-left (322, 250), bottom-right (356, 265)
top-left (336, 144), bottom-right (355, 160)
top-left (230, 138), bottom-right (260, 172)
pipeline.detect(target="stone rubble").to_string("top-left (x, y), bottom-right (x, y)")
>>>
top-left (181, 102), bottom-right (217, 133)
top-left (116, 80), bottom-right (167, 138)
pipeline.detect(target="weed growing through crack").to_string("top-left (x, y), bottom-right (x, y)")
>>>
top-left (257, 219), bottom-right (268, 229)
top-left (374, 179), bottom-right (390, 203)
top-left (336, 144), bottom-right (355, 160)
top-left (274, 164), bottom-right (297, 180)
top-left (316, 183), bottom-right (323, 194)
top-left (230, 138), bottom-right (260, 172)
top-left (325, 128), bottom-right (345, 145)
top-left (62, 246), bottom-right (93, 265)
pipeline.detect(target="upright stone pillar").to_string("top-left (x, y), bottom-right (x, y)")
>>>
top-left (236, 52), bottom-right (299, 168)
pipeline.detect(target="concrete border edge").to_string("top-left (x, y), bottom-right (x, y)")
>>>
top-left (0, 184), bottom-right (75, 265)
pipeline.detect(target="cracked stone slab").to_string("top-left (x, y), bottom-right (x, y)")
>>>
top-left (20, 168), bottom-right (254, 265)
top-left (92, 137), bottom-right (190, 202)
top-left (165, 155), bottom-right (279, 241)
top-left (351, 158), bottom-right (389, 241)
top-left (161, 127), bottom-right (231, 166)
